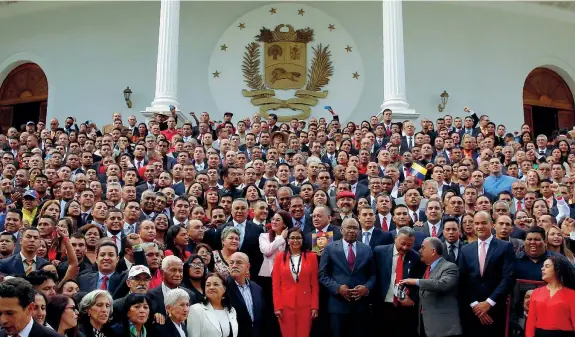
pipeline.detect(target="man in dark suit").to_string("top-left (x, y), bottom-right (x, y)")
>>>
top-left (390, 205), bottom-right (428, 252)
top-left (331, 191), bottom-right (359, 228)
top-left (136, 165), bottom-right (158, 200)
top-left (358, 206), bottom-right (393, 250)
top-left (374, 193), bottom-right (396, 231)
top-left (345, 166), bottom-right (369, 200)
top-left (304, 205), bottom-right (342, 251)
top-left (0, 227), bottom-right (48, 276)
top-left (0, 277), bottom-right (62, 337)
top-left (146, 255), bottom-right (195, 318)
top-left (458, 211), bottom-right (516, 337)
top-left (78, 241), bottom-right (124, 294)
top-left (414, 199), bottom-right (444, 240)
top-left (226, 252), bottom-right (266, 337)
top-left (373, 226), bottom-right (425, 337)
top-left (400, 237), bottom-right (462, 337)
top-left (442, 217), bottom-right (464, 264)
top-left (319, 218), bottom-right (376, 337)
top-left (216, 199), bottom-right (264, 279)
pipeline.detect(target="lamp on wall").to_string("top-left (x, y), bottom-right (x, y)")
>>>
top-left (123, 86), bottom-right (133, 109)
top-left (438, 90), bottom-right (449, 112)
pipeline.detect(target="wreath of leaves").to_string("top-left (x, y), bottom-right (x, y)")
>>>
top-left (306, 44), bottom-right (333, 92)
top-left (242, 42), bottom-right (266, 90)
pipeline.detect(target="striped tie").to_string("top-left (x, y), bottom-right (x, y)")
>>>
top-left (25, 259), bottom-right (34, 275)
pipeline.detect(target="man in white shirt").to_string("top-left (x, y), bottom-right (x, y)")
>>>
top-left (171, 197), bottom-right (191, 227)
top-left (105, 208), bottom-right (124, 252)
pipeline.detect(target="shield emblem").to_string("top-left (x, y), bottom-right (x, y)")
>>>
top-left (264, 41), bottom-right (307, 90)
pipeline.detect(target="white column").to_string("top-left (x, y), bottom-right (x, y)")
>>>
top-left (143, 0), bottom-right (180, 116)
top-left (380, 0), bottom-right (419, 120)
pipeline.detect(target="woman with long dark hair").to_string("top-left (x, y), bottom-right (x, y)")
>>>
top-left (272, 227), bottom-right (319, 337)
top-left (165, 225), bottom-right (191, 261)
top-left (46, 294), bottom-right (79, 337)
top-left (526, 255), bottom-right (575, 337)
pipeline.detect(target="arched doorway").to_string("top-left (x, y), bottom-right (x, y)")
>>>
top-left (523, 67), bottom-right (574, 136)
top-left (0, 63), bottom-right (48, 132)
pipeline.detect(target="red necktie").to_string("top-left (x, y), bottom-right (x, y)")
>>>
top-left (517, 200), bottom-right (522, 211)
top-left (431, 226), bottom-right (437, 238)
top-left (382, 216), bottom-right (389, 232)
top-left (393, 253), bottom-right (404, 306)
top-left (347, 243), bottom-right (355, 270)
top-left (424, 265), bottom-right (430, 279)
top-left (405, 168), bottom-right (411, 177)
top-left (100, 275), bottom-right (109, 290)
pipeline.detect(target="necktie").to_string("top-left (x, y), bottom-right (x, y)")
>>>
top-left (431, 225), bottom-right (437, 238)
top-left (479, 241), bottom-right (487, 276)
top-left (382, 216), bottom-right (389, 232)
top-left (424, 265), bottom-right (431, 279)
top-left (25, 259), bottom-right (34, 275)
top-left (347, 243), bottom-right (355, 270)
top-left (408, 137), bottom-right (413, 149)
top-left (81, 213), bottom-right (88, 223)
top-left (371, 198), bottom-right (377, 210)
top-left (448, 244), bottom-right (456, 262)
top-left (137, 161), bottom-right (141, 169)
top-left (100, 275), bottom-right (109, 290)
top-left (393, 253), bottom-right (404, 306)
top-left (112, 235), bottom-right (118, 247)
top-left (386, 125), bottom-right (391, 137)
top-left (363, 232), bottom-right (371, 245)
top-left (517, 200), bottom-right (522, 211)
top-left (237, 223), bottom-right (245, 247)
top-left (413, 212), bottom-right (418, 223)
top-left (295, 220), bottom-right (302, 229)
top-left (405, 168), bottom-right (411, 177)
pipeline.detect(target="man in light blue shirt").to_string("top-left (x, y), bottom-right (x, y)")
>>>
top-left (484, 157), bottom-right (517, 196)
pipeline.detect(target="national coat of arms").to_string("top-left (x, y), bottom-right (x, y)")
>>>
top-left (242, 24), bottom-right (334, 121)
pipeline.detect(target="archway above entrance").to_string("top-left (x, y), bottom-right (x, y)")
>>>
top-left (523, 67), bottom-right (574, 136)
top-left (0, 63), bottom-right (48, 131)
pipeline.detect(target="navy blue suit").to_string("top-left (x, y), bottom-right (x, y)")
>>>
top-left (363, 228), bottom-right (393, 250)
top-left (225, 276), bottom-right (265, 337)
top-left (458, 237), bottom-right (516, 336)
top-left (372, 244), bottom-right (425, 336)
top-left (0, 254), bottom-right (48, 276)
top-left (77, 270), bottom-right (125, 294)
top-left (374, 214), bottom-right (396, 232)
top-left (319, 240), bottom-right (376, 337)
top-left (390, 229), bottom-right (428, 252)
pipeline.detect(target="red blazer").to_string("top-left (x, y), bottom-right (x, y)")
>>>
top-left (272, 251), bottom-right (319, 310)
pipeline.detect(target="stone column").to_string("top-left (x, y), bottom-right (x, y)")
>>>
top-left (143, 0), bottom-right (181, 116)
top-left (380, 0), bottom-right (419, 120)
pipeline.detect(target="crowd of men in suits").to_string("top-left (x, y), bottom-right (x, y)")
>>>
top-left (0, 106), bottom-right (573, 337)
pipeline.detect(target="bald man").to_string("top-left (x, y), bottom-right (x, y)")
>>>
top-left (458, 211), bottom-right (516, 337)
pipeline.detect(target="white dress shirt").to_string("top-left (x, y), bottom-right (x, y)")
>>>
top-left (427, 221), bottom-right (441, 237)
top-left (471, 235), bottom-right (496, 307)
top-left (15, 316), bottom-right (34, 337)
top-left (385, 245), bottom-right (400, 303)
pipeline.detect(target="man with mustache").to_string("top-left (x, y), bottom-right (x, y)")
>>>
top-left (225, 252), bottom-right (266, 337)
top-left (146, 255), bottom-right (195, 319)
top-left (112, 265), bottom-right (152, 323)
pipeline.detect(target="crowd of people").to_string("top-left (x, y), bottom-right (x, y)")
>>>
top-left (0, 105), bottom-right (573, 337)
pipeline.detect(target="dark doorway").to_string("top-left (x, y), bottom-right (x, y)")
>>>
top-left (531, 106), bottom-right (557, 137)
top-left (12, 102), bottom-right (41, 129)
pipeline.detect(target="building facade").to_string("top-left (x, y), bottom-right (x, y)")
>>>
top-left (1, 1), bottom-right (575, 135)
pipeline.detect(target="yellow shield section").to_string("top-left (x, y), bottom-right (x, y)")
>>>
top-left (264, 41), bottom-right (307, 90)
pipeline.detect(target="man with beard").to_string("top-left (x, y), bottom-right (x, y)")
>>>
top-left (399, 151), bottom-right (415, 181)
top-left (57, 233), bottom-right (93, 279)
top-left (332, 191), bottom-right (357, 228)
top-left (210, 206), bottom-right (228, 229)
top-left (77, 241), bottom-right (123, 293)
top-left (226, 252), bottom-right (266, 337)
top-left (219, 165), bottom-right (243, 199)
top-left (112, 265), bottom-right (152, 323)
top-left (146, 255), bottom-right (195, 318)
top-left (32, 174), bottom-right (50, 202)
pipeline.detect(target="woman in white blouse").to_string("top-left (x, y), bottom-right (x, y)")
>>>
top-left (187, 272), bottom-right (238, 337)
top-left (258, 210), bottom-right (292, 336)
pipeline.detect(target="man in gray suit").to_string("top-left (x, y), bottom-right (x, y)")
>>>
top-left (400, 237), bottom-right (462, 337)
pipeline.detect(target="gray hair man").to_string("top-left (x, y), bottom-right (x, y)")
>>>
top-left (146, 256), bottom-right (195, 318)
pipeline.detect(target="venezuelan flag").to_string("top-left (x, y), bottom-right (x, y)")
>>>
top-left (410, 162), bottom-right (427, 183)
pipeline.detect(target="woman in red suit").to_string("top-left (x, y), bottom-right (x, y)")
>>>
top-left (526, 255), bottom-right (575, 337)
top-left (272, 227), bottom-right (319, 337)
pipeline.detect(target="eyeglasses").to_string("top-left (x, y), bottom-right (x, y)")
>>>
top-left (288, 237), bottom-right (303, 241)
top-left (65, 305), bottom-right (78, 311)
top-left (189, 263), bottom-right (204, 268)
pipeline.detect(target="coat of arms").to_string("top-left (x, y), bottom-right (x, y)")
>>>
top-left (242, 24), bottom-right (333, 121)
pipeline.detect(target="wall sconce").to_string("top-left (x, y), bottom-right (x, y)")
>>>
top-left (123, 86), bottom-right (133, 109)
top-left (437, 90), bottom-right (449, 112)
